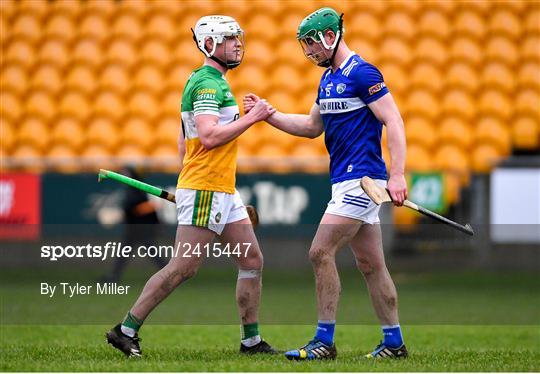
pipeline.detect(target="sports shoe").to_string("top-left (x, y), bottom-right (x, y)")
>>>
top-left (239, 340), bottom-right (279, 354)
top-left (106, 323), bottom-right (142, 357)
top-left (285, 339), bottom-right (337, 360)
top-left (365, 341), bottom-right (408, 359)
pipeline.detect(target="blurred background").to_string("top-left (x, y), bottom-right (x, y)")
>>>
top-left (0, 0), bottom-right (539, 293)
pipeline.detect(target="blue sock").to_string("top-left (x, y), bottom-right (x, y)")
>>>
top-left (382, 324), bottom-right (404, 348)
top-left (314, 320), bottom-right (335, 345)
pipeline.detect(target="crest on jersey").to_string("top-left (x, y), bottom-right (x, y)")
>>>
top-left (336, 83), bottom-right (346, 94)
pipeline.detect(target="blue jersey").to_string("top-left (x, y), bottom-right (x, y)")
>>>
top-left (316, 53), bottom-right (389, 184)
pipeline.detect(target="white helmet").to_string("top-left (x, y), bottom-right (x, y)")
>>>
top-left (192, 15), bottom-right (244, 69)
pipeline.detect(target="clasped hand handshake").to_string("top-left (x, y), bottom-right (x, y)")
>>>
top-left (243, 93), bottom-right (275, 122)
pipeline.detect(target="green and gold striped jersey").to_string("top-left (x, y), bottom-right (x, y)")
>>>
top-left (178, 65), bottom-right (239, 194)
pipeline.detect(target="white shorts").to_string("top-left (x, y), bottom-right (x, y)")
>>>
top-left (325, 178), bottom-right (387, 224)
top-left (175, 188), bottom-right (249, 235)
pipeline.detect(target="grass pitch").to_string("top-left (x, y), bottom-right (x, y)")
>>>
top-left (1, 269), bottom-right (539, 371)
top-left (1, 325), bottom-right (539, 371)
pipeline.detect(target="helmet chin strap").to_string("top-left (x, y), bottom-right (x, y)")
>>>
top-left (318, 13), bottom-right (344, 68)
top-left (210, 55), bottom-right (235, 69)
top-left (191, 28), bottom-right (241, 70)
top-left (212, 55), bottom-right (241, 69)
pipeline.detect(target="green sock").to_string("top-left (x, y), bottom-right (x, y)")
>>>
top-left (121, 311), bottom-right (143, 336)
top-left (241, 322), bottom-right (259, 340)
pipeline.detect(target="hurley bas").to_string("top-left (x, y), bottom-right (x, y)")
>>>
top-left (41, 282), bottom-right (131, 298)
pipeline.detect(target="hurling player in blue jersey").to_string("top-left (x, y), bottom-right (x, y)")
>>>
top-left (244, 8), bottom-right (408, 360)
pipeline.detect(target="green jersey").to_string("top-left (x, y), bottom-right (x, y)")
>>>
top-left (178, 65), bottom-right (240, 194)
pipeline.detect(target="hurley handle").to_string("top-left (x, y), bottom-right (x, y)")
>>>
top-left (98, 169), bottom-right (176, 203)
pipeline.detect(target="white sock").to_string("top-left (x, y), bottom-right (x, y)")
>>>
top-left (241, 334), bottom-right (261, 347)
top-left (121, 325), bottom-right (136, 337)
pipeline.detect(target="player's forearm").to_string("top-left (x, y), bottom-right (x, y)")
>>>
top-left (267, 111), bottom-right (317, 138)
top-left (200, 115), bottom-right (253, 150)
top-left (386, 119), bottom-right (407, 176)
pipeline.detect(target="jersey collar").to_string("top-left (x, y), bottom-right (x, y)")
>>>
top-left (338, 51), bottom-right (356, 71)
top-left (202, 64), bottom-right (225, 78)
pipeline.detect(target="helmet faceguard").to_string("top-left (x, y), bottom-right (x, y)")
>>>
top-left (297, 8), bottom-right (344, 68)
top-left (299, 34), bottom-right (337, 67)
top-left (192, 15), bottom-right (245, 70)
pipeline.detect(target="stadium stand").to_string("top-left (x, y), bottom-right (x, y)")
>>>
top-left (0, 0), bottom-right (538, 216)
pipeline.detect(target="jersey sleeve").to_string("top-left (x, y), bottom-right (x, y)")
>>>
top-left (353, 63), bottom-right (389, 104)
top-left (191, 78), bottom-right (224, 116)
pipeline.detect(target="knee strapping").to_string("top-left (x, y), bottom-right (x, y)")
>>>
top-left (238, 269), bottom-right (261, 279)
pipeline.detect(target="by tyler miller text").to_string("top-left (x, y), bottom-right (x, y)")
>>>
top-left (40, 282), bottom-right (130, 298)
